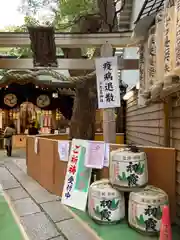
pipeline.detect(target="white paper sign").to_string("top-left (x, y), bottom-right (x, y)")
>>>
top-left (85, 141), bottom-right (105, 169)
top-left (58, 141), bottom-right (70, 162)
top-left (34, 137), bottom-right (38, 154)
top-left (95, 56), bottom-right (121, 109)
top-left (104, 143), bottom-right (110, 167)
top-left (61, 139), bottom-right (92, 212)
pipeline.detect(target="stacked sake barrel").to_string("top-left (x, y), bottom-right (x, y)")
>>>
top-left (88, 179), bottom-right (125, 224)
top-left (87, 146), bottom-right (169, 236)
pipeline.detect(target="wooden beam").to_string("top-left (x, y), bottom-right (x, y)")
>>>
top-left (0, 32), bottom-right (142, 48)
top-left (0, 58), bottom-right (139, 70)
top-left (163, 98), bottom-right (172, 147)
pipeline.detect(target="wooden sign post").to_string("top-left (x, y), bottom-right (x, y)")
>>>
top-left (95, 42), bottom-right (120, 144)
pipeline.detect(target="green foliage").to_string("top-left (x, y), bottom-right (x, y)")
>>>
top-left (59, 0), bottom-right (97, 18)
top-left (4, 0), bottom-right (99, 56)
top-left (19, 0), bottom-right (58, 15)
top-left (19, 0), bottom-right (98, 31)
top-left (2, 16), bottom-right (41, 57)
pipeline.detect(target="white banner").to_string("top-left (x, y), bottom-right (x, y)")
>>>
top-left (61, 139), bottom-right (92, 211)
top-left (95, 56), bottom-right (120, 109)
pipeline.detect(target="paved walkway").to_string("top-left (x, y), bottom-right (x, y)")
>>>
top-left (0, 151), bottom-right (96, 240)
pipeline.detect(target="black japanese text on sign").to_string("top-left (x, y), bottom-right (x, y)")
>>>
top-left (103, 61), bottom-right (115, 103)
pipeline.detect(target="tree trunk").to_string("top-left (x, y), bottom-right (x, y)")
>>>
top-left (63, 15), bottom-right (101, 140)
top-left (69, 79), bottom-right (97, 140)
top-left (64, 1), bottom-right (118, 140)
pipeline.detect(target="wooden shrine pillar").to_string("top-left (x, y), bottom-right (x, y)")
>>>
top-left (101, 43), bottom-right (116, 143)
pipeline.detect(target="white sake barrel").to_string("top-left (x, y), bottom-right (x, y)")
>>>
top-left (109, 147), bottom-right (148, 191)
top-left (88, 179), bottom-right (125, 224)
top-left (174, 0), bottom-right (180, 75)
top-left (128, 185), bottom-right (168, 235)
top-left (163, 0), bottom-right (176, 89)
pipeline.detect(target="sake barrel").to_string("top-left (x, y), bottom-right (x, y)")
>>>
top-left (109, 147), bottom-right (148, 191)
top-left (128, 185), bottom-right (168, 235)
top-left (163, 0), bottom-right (176, 89)
top-left (174, 0), bottom-right (180, 75)
top-left (88, 179), bottom-right (125, 224)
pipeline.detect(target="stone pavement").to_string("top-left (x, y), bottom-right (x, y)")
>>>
top-left (0, 151), bottom-right (96, 240)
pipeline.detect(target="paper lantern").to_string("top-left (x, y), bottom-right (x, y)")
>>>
top-left (163, 0), bottom-right (176, 89)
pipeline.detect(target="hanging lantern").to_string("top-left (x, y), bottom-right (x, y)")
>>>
top-left (163, 0), bottom-right (176, 90)
top-left (174, 0), bottom-right (180, 76)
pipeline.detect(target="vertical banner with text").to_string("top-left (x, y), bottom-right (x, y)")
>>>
top-left (95, 56), bottom-right (120, 109)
